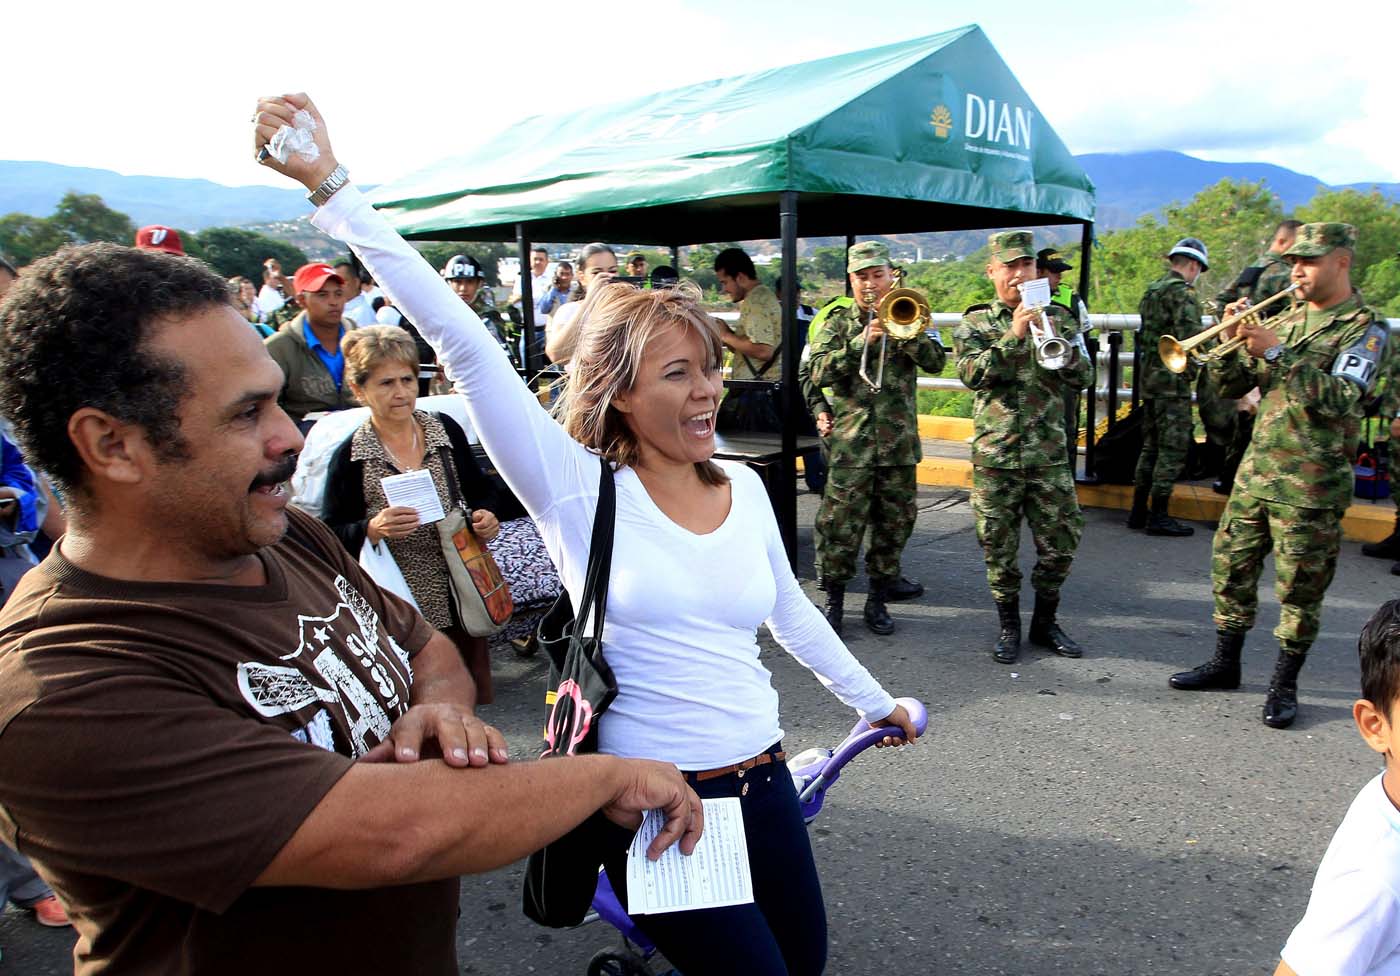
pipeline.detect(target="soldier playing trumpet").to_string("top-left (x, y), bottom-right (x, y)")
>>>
top-left (1170, 223), bottom-right (1395, 729)
top-left (808, 242), bottom-right (945, 636)
top-left (954, 231), bottom-right (1091, 664)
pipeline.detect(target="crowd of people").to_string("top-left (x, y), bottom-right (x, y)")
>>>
top-left (0, 88), bottom-right (1397, 975)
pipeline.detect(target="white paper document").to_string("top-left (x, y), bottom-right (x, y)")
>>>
top-left (625, 796), bottom-right (753, 915)
top-left (1018, 276), bottom-right (1051, 307)
top-left (380, 469), bottom-right (446, 524)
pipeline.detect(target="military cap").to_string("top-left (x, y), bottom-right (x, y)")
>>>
top-left (1036, 247), bottom-right (1072, 272)
top-left (847, 240), bottom-right (892, 273)
top-left (625, 251), bottom-right (645, 262)
top-left (1284, 222), bottom-right (1358, 258)
top-left (988, 231), bottom-right (1035, 264)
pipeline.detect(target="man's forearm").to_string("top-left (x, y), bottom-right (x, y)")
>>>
top-left (257, 754), bottom-right (634, 888)
top-left (409, 631), bottom-right (477, 710)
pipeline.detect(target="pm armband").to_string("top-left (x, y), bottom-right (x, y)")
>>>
top-left (1332, 321), bottom-right (1389, 391)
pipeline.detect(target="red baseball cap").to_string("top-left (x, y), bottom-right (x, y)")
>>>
top-left (292, 262), bottom-right (344, 295)
top-left (134, 225), bottom-right (184, 255)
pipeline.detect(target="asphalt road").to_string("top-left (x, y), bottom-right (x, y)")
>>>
top-left (5, 486), bottom-right (1397, 975)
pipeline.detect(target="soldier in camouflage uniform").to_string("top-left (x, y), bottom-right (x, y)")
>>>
top-left (954, 231), bottom-right (1091, 664)
top-left (1360, 251), bottom-right (1400, 569)
top-left (441, 254), bottom-right (521, 370)
top-left (808, 242), bottom-right (945, 636)
top-left (1203, 220), bottom-right (1302, 493)
top-left (1128, 238), bottom-right (1210, 537)
top-left (1170, 223), bottom-right (1394, 729)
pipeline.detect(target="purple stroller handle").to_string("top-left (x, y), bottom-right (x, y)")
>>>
top-left (797, 697), bottom-right (925, 814)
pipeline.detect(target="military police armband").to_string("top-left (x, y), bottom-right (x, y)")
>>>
top-left (1331, 321), bottom-right (1389, 390)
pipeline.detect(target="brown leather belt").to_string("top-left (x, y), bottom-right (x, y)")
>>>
top-left (685, 751), bottom-right (786, 782)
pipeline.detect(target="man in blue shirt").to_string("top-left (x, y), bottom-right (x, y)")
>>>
top-left (264, 262), bottom-right (359, 429)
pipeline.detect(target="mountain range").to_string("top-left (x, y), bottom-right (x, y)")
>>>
top-left (3, 151), bottom-right (1398, 239)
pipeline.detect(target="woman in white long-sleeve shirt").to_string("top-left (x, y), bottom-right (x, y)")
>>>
top-left (254, 93), bottom-right (916, 976)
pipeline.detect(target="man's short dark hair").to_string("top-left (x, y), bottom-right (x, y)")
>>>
top-left (532, 247), bottom-right (549, 257)
top-left (1360, 600), bottom-right (1400, 712)
top-left (1276, 219), bottom-right (1304, 237)
top-left (713, 248), bottom-right (757, 281)
top-left (0, 243), bottom-right (233, 498)
top-left (334, 261), bottom-right (360, 286)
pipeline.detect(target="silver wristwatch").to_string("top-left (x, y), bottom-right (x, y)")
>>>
top-left (1263, 343), bottom-right (1286, 364)
top-left (307, 165), bottom-right (350, 207)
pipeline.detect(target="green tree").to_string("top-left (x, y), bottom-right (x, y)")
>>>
top-left (1295, 186), bottom-right (1400, 282)
top-left (49, 192), bottom-right (135, 245)
top-left (0, 213), bottom-right (72, 266)
top-left (193, 227), bottom-right (307, 282)
top-left (809, 245), bottom-right (847, 281)
top-left (1363, 257), bottom-right (1400, 316)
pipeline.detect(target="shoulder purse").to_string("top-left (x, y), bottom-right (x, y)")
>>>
top-left (522, 455), bottom-right (619, 927)
top-left (435, 442), bottom-right (513, 637)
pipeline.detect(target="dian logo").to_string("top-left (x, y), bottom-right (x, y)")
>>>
top-left (929, 105), bottom-right (953, 139)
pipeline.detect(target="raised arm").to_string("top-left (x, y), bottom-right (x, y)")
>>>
top-left (252, 94), bottom-right (591, 521)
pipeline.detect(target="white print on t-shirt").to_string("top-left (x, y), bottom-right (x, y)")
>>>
top-left (235, 574), bottom-right (415, 758)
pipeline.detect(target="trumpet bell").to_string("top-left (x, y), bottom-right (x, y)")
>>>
top-left (1036, 336), bottom-right (1072, 371)
top-left (877, 287), bottom-right (929, 341)
top-left (1159, 336), bottom-right (1190, 374)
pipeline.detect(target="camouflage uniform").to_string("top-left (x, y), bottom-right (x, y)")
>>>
top-left (1208, 226), bottom-right (1392, 652)
top-left (810, 264), bottom-right (945, 585)
top-left (1135, 271), bottom-right (1202, 500)
top-left (1199, 251), bottom-right (1294, 457)
top-left (954, 288), bottom-right (1090, 603)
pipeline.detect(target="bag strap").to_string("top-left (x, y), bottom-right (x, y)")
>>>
top-left (575, 455), bottom-right (616, 640)
top-left (740, 344), bottom-right (782, 380)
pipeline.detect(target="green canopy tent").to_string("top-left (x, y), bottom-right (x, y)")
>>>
top-left (369, 25), bottom-right (1095, 563)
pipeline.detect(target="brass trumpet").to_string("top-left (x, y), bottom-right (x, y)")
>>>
top-left (1159, 283), bottom-right (1299, 374)
top-left (859, 269), bottom-right (931, 392)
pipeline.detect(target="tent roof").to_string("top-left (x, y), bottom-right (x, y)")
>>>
top-left (369, 26), bottom-right (1095, 243)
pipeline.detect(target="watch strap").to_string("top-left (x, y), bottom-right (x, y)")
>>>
top-left (307, 165), bottom-right (349, 207)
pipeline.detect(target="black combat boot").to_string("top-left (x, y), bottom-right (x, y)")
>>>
top-left (821, 583), bottom-right (845, 637)
top-left (1169, 631), bottom-right (1244, 690)
top-left (993, 597), bottom-right (1021, 664)
top-left (1363, 513), bottom-right (1400, 559)
top-left (864, 580), bottom-right (895, 635)
top-left (1126, 486), bottom-right (1150, 530)
top-left (882, 575), bottom-right (925, 602)
top-left (1028, 593), bottom-right (1083, 658)
top-left (1146, 495), bottom-right (1194, 537)
top-left (1262, 650), bottom-right (1306, 729)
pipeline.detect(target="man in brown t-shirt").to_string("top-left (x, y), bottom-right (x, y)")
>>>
top-left (0, 243), bottom-right (702, 974)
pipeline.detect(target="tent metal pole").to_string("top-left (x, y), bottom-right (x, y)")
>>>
top-left (516, 225), bottom-right (538, 381)
top-left (670, 245), bottom-right (680, 270)
top-left (844, 234), bottom-right (855, 297)
top-left (779, 192), bottom-right (800, 568)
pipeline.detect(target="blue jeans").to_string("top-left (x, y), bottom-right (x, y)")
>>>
top-left (0, 842), bottom-right (52, 908)
top-left (602, 746), bottom-right (827, 975)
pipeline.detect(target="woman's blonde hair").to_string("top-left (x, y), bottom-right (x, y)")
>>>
top-left (555, 281), bottom-right (729, 486)
top-left (340, 325), bottom-right (420, 390)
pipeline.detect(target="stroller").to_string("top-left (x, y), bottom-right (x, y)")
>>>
top-left (581, 697), bottom-right (928, 975)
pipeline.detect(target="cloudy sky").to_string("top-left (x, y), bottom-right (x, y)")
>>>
top-left (5, 0), bottom-right (1397, 189)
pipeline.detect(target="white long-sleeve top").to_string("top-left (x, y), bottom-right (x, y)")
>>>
top-left (313, 187), bottom-right (896, 769)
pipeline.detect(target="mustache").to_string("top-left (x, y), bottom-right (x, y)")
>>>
top-left (250, 453), bottom-right (299, 490)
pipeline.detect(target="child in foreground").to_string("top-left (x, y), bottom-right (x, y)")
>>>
top-left (1276, 600), bottom-right (1400, 975)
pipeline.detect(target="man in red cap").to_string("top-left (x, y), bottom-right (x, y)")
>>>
top-left (263, 262), bottom-right (358, 428)
top-left (134, 225), bottom-right (184, 256)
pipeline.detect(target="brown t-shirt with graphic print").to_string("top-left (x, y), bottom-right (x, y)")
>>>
top-left (0, 507), bottom-right (456, 975)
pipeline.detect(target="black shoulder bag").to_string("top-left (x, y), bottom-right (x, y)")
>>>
top-left (716, 348), bottom-right (784, 434)
top-left (522, 455), bottom-right (620, 927)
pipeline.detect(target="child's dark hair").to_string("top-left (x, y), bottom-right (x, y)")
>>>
top-left (1359, 600), bottom-right (1400, 707)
